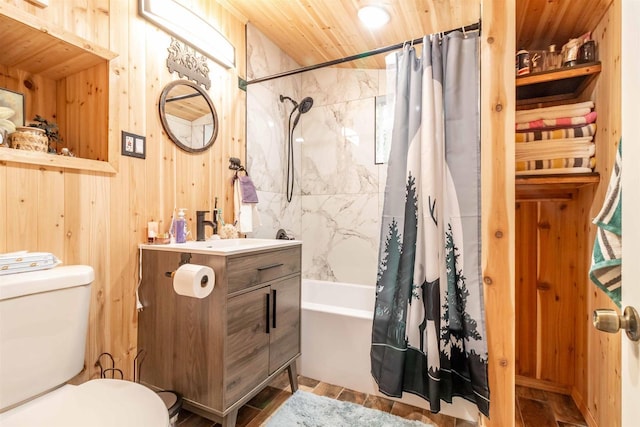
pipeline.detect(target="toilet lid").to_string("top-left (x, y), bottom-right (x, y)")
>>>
top-left (0, 379), bottom-right (169, 427)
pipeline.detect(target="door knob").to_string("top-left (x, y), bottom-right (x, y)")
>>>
top-left (593, 306), bottom-right (640, 341)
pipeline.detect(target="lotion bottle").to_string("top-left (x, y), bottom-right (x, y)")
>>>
top-left (175, 208), bottom-right (187, 243)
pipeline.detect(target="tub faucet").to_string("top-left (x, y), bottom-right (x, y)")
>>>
top-left (196, 210), bottom-right (217, 241)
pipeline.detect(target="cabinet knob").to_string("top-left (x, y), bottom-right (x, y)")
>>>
top-left (593, 306), bottom-right (640, 341)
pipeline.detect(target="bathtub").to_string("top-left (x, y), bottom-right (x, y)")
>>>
top-left (298, 279), bottom-right (479, 422)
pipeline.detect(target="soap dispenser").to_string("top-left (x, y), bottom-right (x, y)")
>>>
top-left (175, 208), bottom-right (188, 243)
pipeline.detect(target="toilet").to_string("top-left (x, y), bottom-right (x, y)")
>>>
top-left (0, 265), bottom-right (169, 427)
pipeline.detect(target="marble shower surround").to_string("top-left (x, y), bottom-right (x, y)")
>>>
top-left (247, 24), bottom-right (389, 286)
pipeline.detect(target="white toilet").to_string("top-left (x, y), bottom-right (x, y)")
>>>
top-left (0, 265), bottom-right (169, 427)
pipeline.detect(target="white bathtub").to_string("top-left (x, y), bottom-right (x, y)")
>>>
top-left (298, 279), bottom-right (478, 422)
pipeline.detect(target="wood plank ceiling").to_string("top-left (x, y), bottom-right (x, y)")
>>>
top-left (218, 0), bottom-right (613, 70)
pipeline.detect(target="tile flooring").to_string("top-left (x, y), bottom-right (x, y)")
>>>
top-left (176, 372), bottom-right (587, 427)
top-left (515, 385), bottom-right (587, 427)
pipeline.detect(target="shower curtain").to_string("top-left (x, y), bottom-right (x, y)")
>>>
top-left (370, 31), bottom-right (489, 416)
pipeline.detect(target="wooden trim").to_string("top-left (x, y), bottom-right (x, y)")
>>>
top-left (480, 0), bottom-right (515, 425)
top-left (571, 386), bottom-right (599, 427)
top-left (515, 375), bottom-right (571, 395)
top-left (0, 149), bottom-right (117, 174)
top-left (0, 3), bottom-right (117, 62)
top-left (515, 173), bottom-right (600, 201)
top-left (516, 63), bottom-right (602, 87)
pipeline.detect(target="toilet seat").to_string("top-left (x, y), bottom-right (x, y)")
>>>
top-left (0, 379), bottom-right (169, 427)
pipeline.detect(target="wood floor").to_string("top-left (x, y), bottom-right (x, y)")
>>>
top-left (176, 372), bottom-right (586, 427)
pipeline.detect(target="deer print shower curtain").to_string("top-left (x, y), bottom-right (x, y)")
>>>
top-left (370, 31), bottom-right (490, 416)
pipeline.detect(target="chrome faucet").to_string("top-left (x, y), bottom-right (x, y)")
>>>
top-left (196, 210), bottom-right (217, 241)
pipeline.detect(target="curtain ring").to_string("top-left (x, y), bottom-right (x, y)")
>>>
top-left (462, 25), bottom-right (467, 38)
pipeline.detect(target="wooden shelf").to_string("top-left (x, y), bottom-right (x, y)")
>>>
top-left (516, 62), bottom-right (601, 107)
top-left (0, 4), bottom-right (118, 173)
top-left (0, 6), bottom-right (117, 80)
top-left (0, 147), bottom-right (116, 174)
top-left (515, 172), bottom-right (600, 201)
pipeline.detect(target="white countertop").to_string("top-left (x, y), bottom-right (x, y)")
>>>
top-left (139, 238), bottom-right (302, 256)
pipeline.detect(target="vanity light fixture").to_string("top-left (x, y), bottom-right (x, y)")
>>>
top-left (139, 0), bottom-right (235, 69)
top-left (357, 5), bottom-right (390, 29)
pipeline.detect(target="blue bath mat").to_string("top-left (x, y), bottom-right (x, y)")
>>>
top-left (264, 390), bottom-right (434, 426)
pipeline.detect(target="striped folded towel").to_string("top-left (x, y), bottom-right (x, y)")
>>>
top-left (516, 111), bottom-right (597, 131)
top-left (516, 101), bottom-right (594, 123)
top-left (590, 141), bottom-right (622, 307)
top-left (0, 251), bottom-right (62, 276)
top-left (516, 156), bottom-right (595, 172)
top-left (515, 140), bottom-right (595, 162)
top-left (516, 123), bottom-right (597, 142)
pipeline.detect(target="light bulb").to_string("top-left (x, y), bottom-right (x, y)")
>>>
top-left (357, 6), bottom-right (390, 29)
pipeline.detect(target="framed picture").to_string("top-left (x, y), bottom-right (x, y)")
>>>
top-left (374, 94), bottom-right (393, 164)
top-left (121, 130), bottom-right (146, 159)
top-left (0, 87), bottom-right (25, 128)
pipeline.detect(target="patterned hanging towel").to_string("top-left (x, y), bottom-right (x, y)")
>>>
top-left (589, 140), bottom-right (622, 307)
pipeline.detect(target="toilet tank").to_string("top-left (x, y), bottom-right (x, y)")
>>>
top-left (0, 265), bottom-right (94, 411)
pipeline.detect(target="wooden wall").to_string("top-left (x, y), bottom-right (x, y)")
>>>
top-left (0, 0), bottom-right (246, 381)
top-left (577, 1), bottom-right (622, 425)
top-left (480, 0), bottom-right (515, 426)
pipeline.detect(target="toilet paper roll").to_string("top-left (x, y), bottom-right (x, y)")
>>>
top-left (173, 264), bottom-right (215, 298)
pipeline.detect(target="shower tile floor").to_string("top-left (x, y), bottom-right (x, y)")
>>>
top-left (176, 372), bottom-right (587, 426)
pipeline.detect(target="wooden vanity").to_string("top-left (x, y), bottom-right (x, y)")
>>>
top-left (137, 240), bottom-right (301, 427)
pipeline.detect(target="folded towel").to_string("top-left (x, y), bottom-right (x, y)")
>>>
top-left (590, 141), bottom-right (622, 307)
top-left (0, 251), bottom-right (62, 276)
top-left (516, 167), bottom-right (595, 176)
top-left (516, 111), bottom-right (598, 131)
top-left (239, 175), bottom-right (259, 203)
top-left (516, 101), bottom-right (594, 123)
top-left (516, 124), bottom-right (597, 142)
top-left (516, 156), bottom-right (595, 172)
top-left (515, 141), bottom-right (595, 162)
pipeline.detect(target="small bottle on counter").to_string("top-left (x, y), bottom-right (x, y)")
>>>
top-left (175, 208), bottom-right (188, 243)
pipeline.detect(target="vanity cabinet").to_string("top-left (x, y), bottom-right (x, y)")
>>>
top-left (225, 275), bottom-right (300, 407)
top-left (137, 243), bottom-right (301, 427)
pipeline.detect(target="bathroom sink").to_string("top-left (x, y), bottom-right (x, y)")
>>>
top-left (139, 238), bottom-right (301, 255)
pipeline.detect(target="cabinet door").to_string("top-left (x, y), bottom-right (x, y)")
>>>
top-left (268, 275), bottom-right (301, 374)
top-left (225, 286), bottom-right (270, 407)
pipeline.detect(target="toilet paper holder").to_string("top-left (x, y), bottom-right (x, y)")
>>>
top-left (164, 253), bottom-right (193, 278)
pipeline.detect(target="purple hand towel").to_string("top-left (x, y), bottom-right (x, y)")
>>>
top-left (239, 175), bottom-right (259, 203)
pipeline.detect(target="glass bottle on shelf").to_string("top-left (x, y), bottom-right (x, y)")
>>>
top-left (545, 44), bottom-right (560, 71)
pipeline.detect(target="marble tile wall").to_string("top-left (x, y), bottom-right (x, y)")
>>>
top-left (247, 25), bottom-right (392, 286)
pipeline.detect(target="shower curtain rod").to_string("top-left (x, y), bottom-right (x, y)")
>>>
top-left (246, 21), bottom-right (480, 85)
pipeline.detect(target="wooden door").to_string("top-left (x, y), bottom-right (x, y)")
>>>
top-left (225, 286), bottom-right (270, 408)
top-left (268, 275), bottom-right (301, 374)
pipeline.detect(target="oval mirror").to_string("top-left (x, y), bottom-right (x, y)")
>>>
top-left (159, 80), bottom-right (218, 153)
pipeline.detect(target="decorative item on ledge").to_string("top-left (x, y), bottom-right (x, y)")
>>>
top-left (166, 38), bottom-right (211, 89)
top-left (27, 115), bottom-right (61, 153)
top-left (8, 127), bottom-right (48, 152)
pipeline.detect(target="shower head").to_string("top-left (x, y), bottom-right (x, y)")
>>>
top-left (290, 97), bottom-right (314, 130)
top-left (298, 97), bottom-right (314, 114)
top-left (279, 95), bottom-right (313, 114)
